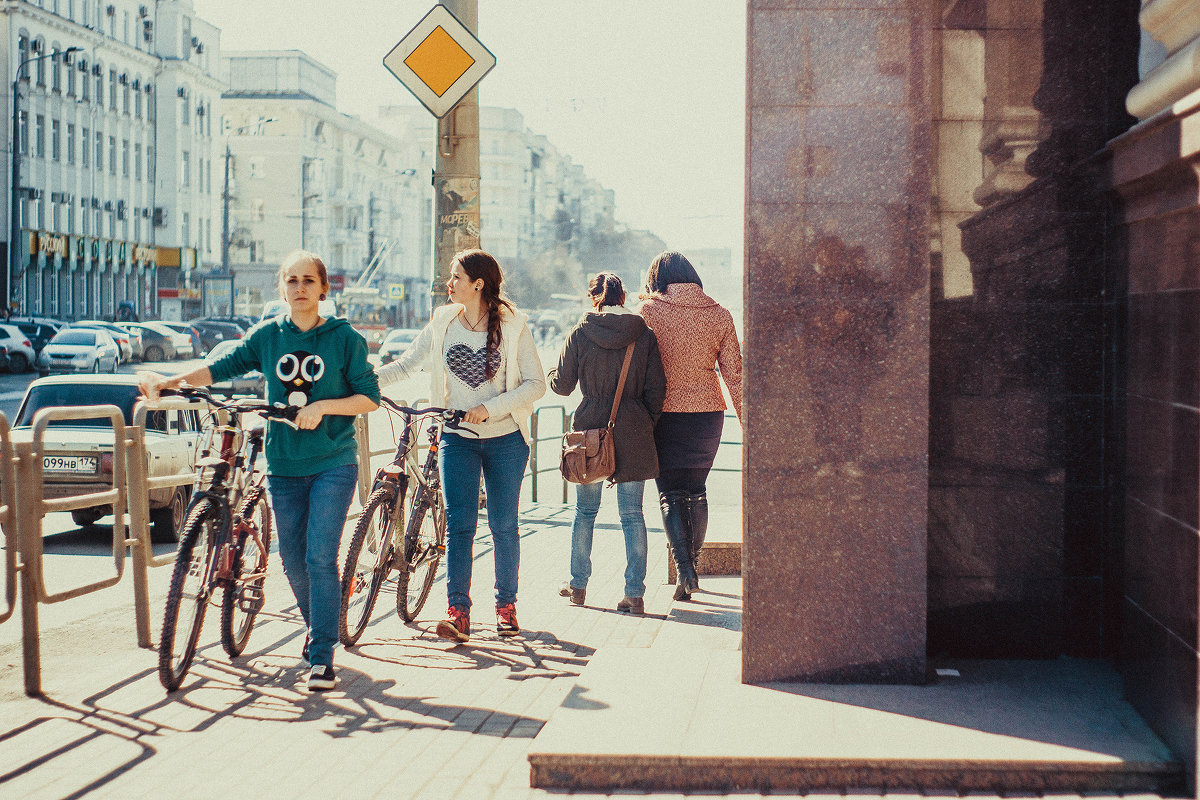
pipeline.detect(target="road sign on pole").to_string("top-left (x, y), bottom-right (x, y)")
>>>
top-left (383, 4), bottom-right (496, 119)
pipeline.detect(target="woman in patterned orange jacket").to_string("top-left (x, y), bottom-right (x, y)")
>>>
top-left (638, 251), bottom-right (743, 601)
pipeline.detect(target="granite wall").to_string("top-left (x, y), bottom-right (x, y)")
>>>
top-left (927, 0), bottom-right (1138, 658)
top-left (743, 0), bottom-right (931, 684)
top-left (1108, 90), bottom-right (1200, 787)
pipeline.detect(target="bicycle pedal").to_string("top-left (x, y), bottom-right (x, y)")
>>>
top-left (238, 585), bottom-right (266, 613)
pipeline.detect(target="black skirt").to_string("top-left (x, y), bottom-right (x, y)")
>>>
top-left (654, 411), bottom-right (724, 472)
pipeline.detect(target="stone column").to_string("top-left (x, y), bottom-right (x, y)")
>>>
top-left (743, 1), bottom-right (932, 683)
top-left (1127, 0), bottom-right (1200, 118)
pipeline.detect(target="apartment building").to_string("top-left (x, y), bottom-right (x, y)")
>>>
top-left (1, 0), bottom-right (221, 320)
top-left (219, 50), bottom-right (431, 323)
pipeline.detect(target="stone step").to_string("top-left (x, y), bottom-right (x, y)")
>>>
top-left (527, 580), bottom-right (1184, 796)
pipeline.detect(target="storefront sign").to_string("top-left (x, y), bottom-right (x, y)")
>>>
top-left (134, 245), bottom-right (157, 264)
top-left (37, 232), bottom-right (67, 258)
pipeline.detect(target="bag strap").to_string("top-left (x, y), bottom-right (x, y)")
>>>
top-left (607, 343), bottom-right (636, 429)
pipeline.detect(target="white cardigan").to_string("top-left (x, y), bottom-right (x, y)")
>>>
top-left (377, 303), bottom-right (546, 444)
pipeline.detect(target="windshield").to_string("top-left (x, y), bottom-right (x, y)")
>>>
top-left (16, 383), bottom-right (140, 427)
top-left (50, 330), bottom-right (97, 346)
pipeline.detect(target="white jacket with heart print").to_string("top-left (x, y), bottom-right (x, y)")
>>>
top-left (376, 303), bottom-right (547, 443)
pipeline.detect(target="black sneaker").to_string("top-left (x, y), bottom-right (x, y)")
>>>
top-left (307, 664), bottom-right (336, 691)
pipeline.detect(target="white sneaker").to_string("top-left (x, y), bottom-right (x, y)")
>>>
top-left (307, 664), bottom-right (336, 691)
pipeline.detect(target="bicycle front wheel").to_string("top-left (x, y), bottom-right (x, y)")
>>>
top-left (396, 492), bottom-right (443, 622)
top-left (339, 486), bottom-right (399, 645)
top-left (159, 498), bottom-right (220, 691)
top-left (220, 490), bottom-right (273, 657)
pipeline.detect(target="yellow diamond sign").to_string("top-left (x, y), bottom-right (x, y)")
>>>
top-left (384, 5), bottom-right (496, 118)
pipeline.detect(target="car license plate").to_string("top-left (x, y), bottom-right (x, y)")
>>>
top-left (43, 455), bottom-right (98, 474)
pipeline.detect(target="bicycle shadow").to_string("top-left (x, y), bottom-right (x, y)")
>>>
top-left (350, 625), bottom-right (593, 681)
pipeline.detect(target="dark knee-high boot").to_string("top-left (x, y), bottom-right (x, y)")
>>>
top-left (683, 493), bottom-right (707, 593)
top-left (660, 491), bottom-right (697, 600)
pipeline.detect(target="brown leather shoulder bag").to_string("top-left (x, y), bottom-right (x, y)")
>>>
top-left (560, 343), bottom-right (635, 485)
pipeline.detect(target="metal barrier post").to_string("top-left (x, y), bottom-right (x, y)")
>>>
top-left (529, 411), bottom-right (538, 503)
top-left (0, 415), bottom-right (17, 627)
top-left (14, 438), bottom-right (42, 695)
top-left (125, 423), bottom-right (154, 648)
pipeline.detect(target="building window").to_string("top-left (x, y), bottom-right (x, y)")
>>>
top-left (122, 82), bottom-right (129, 115)
top-left (51, 48), bottom-right (62, 92)
top-left (146, 145), bottom-right (153, 179)
top-left (34, 115), bottom-right (44, 158)
top-left (121, 139), bottom-right (128, 176)
top-left (18, 37), bottom-right (29, 78)
top-left (94, 67), bottom-right (101, 103)
top-left (109, 69), bottom-right (117, 110)
top-left (80, 64), bottom-right (88, 102)
top-left (67, 59), bottom-right (76, 96)
top-left (134, 86), bottom-right (141, 118)
top-left (80, 126), bottom-right (89, 166)
top-left (35, 42), bottom-right (45, 85)
top-left (67, 124), bottom-right (75, 164)
top-left (95, 131), bottom-right (103, 172)
top-left (134, 143), bottom-right (141, 180)
top-left (108, 136), bottom-right (115, 175)
top-left (17, 112), bottom-right (27, 156)
top-left (51, 120), bottom-right (60, 160)
top-left (251, 199), bottom-right (264, 222)
top-left (147, 88), bottom-right (155, 122)
top-left (181, 150), bottom-right (190, 185)
top-left (180, 93), bottom-right (189, 127)
top-left (182, 212), bottom-right (190, 244)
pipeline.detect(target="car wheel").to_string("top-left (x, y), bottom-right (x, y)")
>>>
top-left (92, 359), bottom-right (101, 374)
top-left (151, 488), bottom-right (188, 543)
top-left (145, 345), bottom-right (164, 362)
top-left (71, 508), bottom-right (104, 527)
top-left (7, 352), bottom-right (28, 373)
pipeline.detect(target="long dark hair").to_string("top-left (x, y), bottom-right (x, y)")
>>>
top-left (644, 250), bottom-right (703, 294)
top-left (455, 249), bottom-right (513, 381)
top-left (588, 272), bottom-right (625, 308)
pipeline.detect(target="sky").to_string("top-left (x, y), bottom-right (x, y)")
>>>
top-left (191, 0), bottom-right (747, 263)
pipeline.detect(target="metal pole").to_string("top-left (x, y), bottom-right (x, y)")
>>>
top-left (431, 0), bottom-right (481, 317)
top-left (221, 141), bottom-right (230, 273)
top-left (9, 75), bottom-right (21, 317)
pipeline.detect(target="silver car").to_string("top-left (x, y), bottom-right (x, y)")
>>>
top-left (13, 374), bottom-right (201, 541)
top-left (37, 328), bottom-right (121, 375)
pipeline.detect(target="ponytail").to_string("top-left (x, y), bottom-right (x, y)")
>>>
top-left (588, 271), bottom-right (625, 308)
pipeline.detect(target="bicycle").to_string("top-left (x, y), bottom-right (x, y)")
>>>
top-left (157, 386), bottom-right (299, 692)
top-left (338, 396), bottom-right (464, 645)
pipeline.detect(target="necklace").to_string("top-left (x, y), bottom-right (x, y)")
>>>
top-left (461, 310), bottom-right (487, 331)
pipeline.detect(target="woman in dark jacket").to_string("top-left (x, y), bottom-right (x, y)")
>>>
top-left (549, 272), bottom-right (666, 614)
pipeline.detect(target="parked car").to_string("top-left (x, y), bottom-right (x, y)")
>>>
top-left (378, 328), bottom-right (422, 363)
top-left (12, 374), bottom-right (201, 541)
top-left (37, 328), bottom-right (121, 375)
top-left (186, 319), bottom-right (244, 352)
top-left (261, 299), bottom-right (335, 322)
top-left (0, 323), bottom-right (38, 373)
top-left (8, 317), bottom-right (65, 356)
top-left (149, 322), bottom-right (195, 358)
top-left (206, 340), bottom-right (265, 397)
top-left (157, 321), bottom-right (204, 358)
top-left (70, 320), bottom-right (133, 363)
top-left (122, 322), bottom-right (177, 362)
top-left (193, 314), bottom-right (255, 331)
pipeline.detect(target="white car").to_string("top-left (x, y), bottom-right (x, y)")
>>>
top-left (0, 323), bottom-right (38, 373)
top-left (378, 328), bottom-right (422, 363)
top-left (37, 327), bottom-right (121, 375)
top-left (13, 374), bottom-right (202, 541)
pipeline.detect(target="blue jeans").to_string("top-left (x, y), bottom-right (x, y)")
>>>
top-left (267, 463), bottom-right (358, 668)
top-left (569, 480), bottom-right (649, 599)
top-left (439, 430), bottom-right (529, 611)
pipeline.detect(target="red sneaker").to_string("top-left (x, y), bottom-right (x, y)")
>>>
top-left (496, 603), bottom-right (519, 637)
top-left (436, 605), bottom-right (470, 642)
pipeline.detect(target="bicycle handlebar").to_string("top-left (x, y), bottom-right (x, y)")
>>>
top-left (378, 395), bottom-right (466, 429)
top-left (158, 386), bottom-right (302, 428)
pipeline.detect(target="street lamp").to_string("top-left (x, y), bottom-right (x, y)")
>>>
top-left (220, 117), bottom-right (274, 316)
top-left (9, 46), bottom-right (80, 314)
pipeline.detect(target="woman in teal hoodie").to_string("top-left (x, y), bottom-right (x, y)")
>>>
top-left (139, 250), bottom-right (380, 692)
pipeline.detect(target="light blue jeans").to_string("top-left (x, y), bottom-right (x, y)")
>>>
top-left (569, 480), bottom-right (649, 599)
top-left (439, 430), bottom-right (530, 611)
top-left (267, 463), bottom-right (358, 668)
